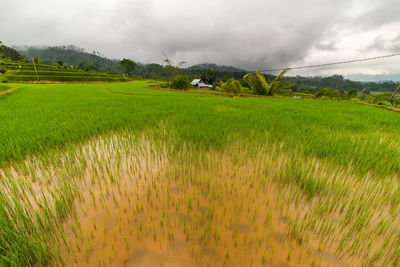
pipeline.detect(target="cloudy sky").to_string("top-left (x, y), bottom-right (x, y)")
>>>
top-left (1, 0), bottom-right (400, 78)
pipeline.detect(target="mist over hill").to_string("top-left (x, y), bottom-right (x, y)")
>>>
top-left (187, 63), bottom-right (247, 72)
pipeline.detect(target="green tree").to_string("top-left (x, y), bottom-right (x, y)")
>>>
top-left (243, 69), bottom-right (289, 95)
top-left (33, 56), bottom-right (40, 64)
top-left (206, 67), bottom-right (217, 85)
top-left (345, 88), bottom-right (358, 99)
top-left (0, 42), bottom-right (24, 61)
top-left (171, 75), bottom-right (191, 90)
top-left (216, 78), bottom-right (249, 94)
top-left (162, 53), bottom-right (186, 82)
top-left (314, 88), bottom-right (331, 98)
top-left (331, 89), bottom-right (342, 99)
top-left (119, 58), bottom-right (137, 75)
top-left (57, 60), bottom-right (64, 69)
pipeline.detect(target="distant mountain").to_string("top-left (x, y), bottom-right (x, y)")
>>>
top-left (0, 41), bottom-right (24, 61)
top-left (187, 63), bottom-right (247, 72)
top-left (16, 45), bottom-right (123, 73)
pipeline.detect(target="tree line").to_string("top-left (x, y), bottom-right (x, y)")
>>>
top-left (5, 43), bottom-right (400, 93)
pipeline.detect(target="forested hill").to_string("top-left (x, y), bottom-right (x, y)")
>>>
top-left (0, 41), bottom-right (24, 61)
top-left (17, 45), bottom-right (123, 73)
top-left (187, 63), bottom-right (246, 72)
top-left (283, 74), bottom-right (400, 93)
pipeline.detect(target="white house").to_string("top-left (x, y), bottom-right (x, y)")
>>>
top-left (191, 79), bottom-right (213, 89)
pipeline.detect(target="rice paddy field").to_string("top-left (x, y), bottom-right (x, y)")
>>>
top-left (0, 60), bottom-right (130, 82)
top-left (1, 81), bottom-right (400, 266)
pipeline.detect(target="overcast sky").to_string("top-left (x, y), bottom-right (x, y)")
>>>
top-left (1, 0), bottom-right (400, 77)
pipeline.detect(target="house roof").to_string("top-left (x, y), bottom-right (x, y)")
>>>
top-left (198, 82), bottom-right (213, 88)
top-left (191, 79), bottom-right (202, 86)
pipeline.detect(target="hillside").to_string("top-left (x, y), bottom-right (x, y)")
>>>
top-left (0, 41), bottom-right (25, 61)
top-left (17, 45), bottom-right (123, 73)
top-left (0, 59), bottom-right (130, 82)
top-left (284, 74), bottom-right (400, 93)
top-left (187, 63), bottom-right (247, 72)
top-left (0, 42), bottom-right (128, 82)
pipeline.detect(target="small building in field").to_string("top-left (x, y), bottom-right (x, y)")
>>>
top-left (191, 79), bottom-right (213, 89)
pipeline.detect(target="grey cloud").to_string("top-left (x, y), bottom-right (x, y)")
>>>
top-left (1, 0), bottom-right (399, 72)
top-left (350, 0), bottom-right (400, 29)
top-left (363, 34), bottom-right (400, 52)
top-left (99, 0), bottom-right (353, 70)
top-left (314, 41), bottom-right (338, 51)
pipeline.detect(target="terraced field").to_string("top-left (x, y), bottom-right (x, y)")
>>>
top-left (1, 81), bottom-right (400, 266)
top-left (0, 60), bottom-right (130, 82)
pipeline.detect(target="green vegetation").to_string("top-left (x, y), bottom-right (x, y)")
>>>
top-left (170, 74), bottom-right (191, 90)
top-left (311, 87), bottom-right (400, 107)
top-left (216, 78), bottom-right (249, 94)
top-left (0, 84), bottom-right (9, 92)
top-left (0, 59), bottom-right (130, 82)
top-left (360, 91), bottom-right (400, 105)
top-left (14, 44), bottom-right (400, 93)
top-left (1, 81), bottom-right (400, 266)
top-left (286, 74), bottom-right (400, 93)
top-left (119, 58), bottom-right (137, 75)
top-left (33, 56), bottom-right (40, 64)
top-left (314, 88), bottom-right (342, 99)
top-left (17, 45), bottom-right (123, 73)
top-left (345, 88), bottom-right (359, 99)
top-left (1, 81), bottom-right (400, 176)
top-left (244, 69), bottom-right (289, 95)
top-left (0, 41), bottom-right (24, 61)
top-left (199, 67), bottom-right (218, 86)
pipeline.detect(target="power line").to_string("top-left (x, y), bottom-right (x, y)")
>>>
top-left (261, 52), bottom-right (400, 72)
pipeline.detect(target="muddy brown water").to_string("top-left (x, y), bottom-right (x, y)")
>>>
top-left (58, 147), bottom-right (354, 267)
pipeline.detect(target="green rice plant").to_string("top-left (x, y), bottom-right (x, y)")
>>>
top-left (1, 80), bottom-right (400, 266)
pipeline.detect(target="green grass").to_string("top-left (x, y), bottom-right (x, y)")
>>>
top-left (370, 91), bottom-right (390, 96)
top-left (1, 81), bottom-right (400, 177)
top-left (1, 81), bottom-right (400, 266)
top-left (0, 84), bottom-right (9, 92)
top-left (370, 91), bottom-right (400, 99)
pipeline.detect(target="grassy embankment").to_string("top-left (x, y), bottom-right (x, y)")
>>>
top-left (1, 81), bottom-right (400, 266)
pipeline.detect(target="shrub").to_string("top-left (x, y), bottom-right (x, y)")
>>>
top-left (243, 69), bottom-right (288, 95)
top-left (216, 78), bottom-right (251, 94)
top-left (345, 88), bottom-right (359, 99)
top-left (33, 56), bottom-right (40, 64)
top-left (314, 88), bottom-right (343, 99)
top-left (314, 88), bottom-right (331, 98)
top-left (171, 75), bottom-right (191, 90)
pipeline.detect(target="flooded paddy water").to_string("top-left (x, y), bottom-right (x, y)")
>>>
top-left (1, 133), bottom-right (399, 266)
top-left (60, 138), bottom-right (313, 267)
